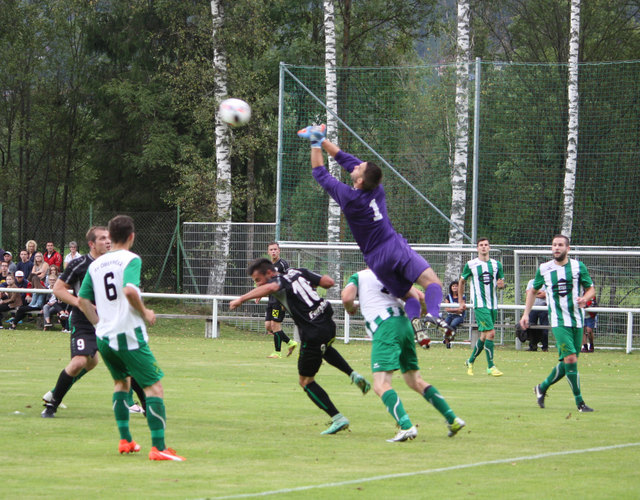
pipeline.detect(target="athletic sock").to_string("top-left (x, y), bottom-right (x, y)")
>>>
top-left (540, 362), bottom-right (565, 392)
top-left (113, 391), bottom-right (132, 441)
top-left (145, 396), bottom-right (167, 450)
top-left (484, 339), bottom-right (495, 368)
top-left (423, 385), bottom-right (456, 424)
top-left (273, 331), bottom-right (282, 352)
top-left (276, 330), bottom-right (291, 344)
top-left (564, 362), bottom-right (583, 405)
top-left (71, 368), bottom-right (88, 385)
top-left (404, 297), bottom-right (421, 320)
top-left (126, 388), bottom-right (135, 407)
top-left (51, 369), bottom-right (76, 407)
top-left (424, 283), bottom-right (443, 317)
top-left (303, 381), bottom-right (339, 417)
top-left (469, 338), bottom-right (484, 363)
top-left (322, 345), bottom-right (353, 376)
top-left (130, 377), bottom-right (147, 411)
top-left (381, 389), bottom-right (412, 430)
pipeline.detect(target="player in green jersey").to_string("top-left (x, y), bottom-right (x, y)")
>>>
top-left (459, 238), bottom-right (505, 376)
top-left (520, 235), bottom-right (595, 412)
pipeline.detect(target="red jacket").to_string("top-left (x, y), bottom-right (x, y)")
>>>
top-left (44, 251), bottom-right (63, 269)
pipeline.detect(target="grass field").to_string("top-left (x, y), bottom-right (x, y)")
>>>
top-left (2, 317), bottom-right (639, 499)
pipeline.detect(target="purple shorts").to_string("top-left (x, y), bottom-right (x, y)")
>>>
top-left (366, 238), bottom-right (430, 299)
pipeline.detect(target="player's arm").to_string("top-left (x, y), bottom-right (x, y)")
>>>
top-left (496, 262), bottom-right (505, 289)
top-left (577, 285), bottom-right (596, 308)
top-left (457, 277), bottom-right (466, 308)
top-left (77, 272), bottom-right (98, 325)
top-left (53, 275), bottom-right (79, 308)
top-left (230, 282), bottom-right (280, 310)
top-left (124, 286), bottom-right (155, 326)
top-left (341, 282), bottom-right (358, 316)
top-left (520, 286), bottom-right (539, 329)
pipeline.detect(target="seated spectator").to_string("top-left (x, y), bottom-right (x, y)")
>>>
top-left (16, 250), bottom-right (34, 278)
top-left (0, 261), bottom-right (9, 285)
top-left (30, 252), bottom-right (49, 286)
top-left (443, 280), bottom-right (466, 348)
top-left (44, 241), bottom-right (63, 269)
top-left (63, 241), bottom-right (82, 267)
top-left (13, 270), bottom-right (31, 305)
top-left (4, 251), bottom-right (17, 274)
top-left (0, 274), bottom-right (24, 325)
top-left (25, 240), bottom-right (37, 262)
top-left (10, 280), bottom-right (48, 330)
top-left (43, 276), bottom-right (68, 330)
top-left (45, 264), bottom-right (59, 288)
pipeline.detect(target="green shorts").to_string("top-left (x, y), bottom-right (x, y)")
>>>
top-left (552, 326), bottom-right (583, 360)
top-left (475, 308), bottom-right (497, 332)
top-left (371, 316), bottom-right (419, 374)
top-left (97, 338), bottom-right (164, 388)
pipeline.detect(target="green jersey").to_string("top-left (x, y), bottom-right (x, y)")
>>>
top-left (461, 257), bottom-right (504, 310)
top-left (532, 258), bottom-right (593, 328)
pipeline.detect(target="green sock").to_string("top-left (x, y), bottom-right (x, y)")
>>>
top-left (484, 339), bottom-right (495, 368)
top-left (126, 388), bottom-right (135, 406)
top-left (540, 362), bottom-right (566, 393)
top-left (113, 391), bottom-right (132, 441)
top-left (564, 362), bottom-right (583, 405)
top-left (423, 385), bottom-right (456, 424)
top-left (381, 389), bottom-right (412, 430)
top-left (71, 368), bottom-right (88, 385)
top-left (145, 396), bottom-right (167, 450)
top-left (469, 338), bottom-right (484, 363)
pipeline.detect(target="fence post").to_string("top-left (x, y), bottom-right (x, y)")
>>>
top-left (627, 312), bottom-right (633, 354)
top-left (343, 309), bottom-right (350, 344)
top-left (205, 298), bottom-right (220, 339)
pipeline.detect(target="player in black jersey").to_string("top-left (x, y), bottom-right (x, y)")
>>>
top-left (41, 226), bottom-right (146, 418)
top-left (263, 242), bottom-right (297, 358)
top-left (231, 258), bottom-right (371, 435)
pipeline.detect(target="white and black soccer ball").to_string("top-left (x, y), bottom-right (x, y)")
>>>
top-left (218, 98), bottom-right (251, 127)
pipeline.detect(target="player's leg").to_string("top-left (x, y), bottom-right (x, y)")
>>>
top-left (564, 327), bottom-right (593, 411)
top-left (271, 308), bottom-right (297, 357)
top-left (322, 340), bottom-right (370, 394)
top-left (129, 376), bottom-right (146, 413)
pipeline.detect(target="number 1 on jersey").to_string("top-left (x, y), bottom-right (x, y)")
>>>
top-left (369, 199), bottom-right (383, 221)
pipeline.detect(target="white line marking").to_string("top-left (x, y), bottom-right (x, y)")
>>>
top-left (202, 442), bottom-right (640, 500)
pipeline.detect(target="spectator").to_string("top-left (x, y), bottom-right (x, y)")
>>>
top-left (16, 250), bottom-right (34, 278)
top-left (525, 278), bottom-right (549, 352)
top-left (0, 274), bottom-right (23, 325)
top-left (26, 240), bottom-right (38, 262)
top-left (4, 251), bottom-right (17, 274)
top-left (30, 252), bottom-right (49, 287)
top-left (10, 281), bottom-right (48, 330)
top-left (13, 270), bottom-right (31, 306)
top-left (443, 280), bottom-right (466, 348)
top-left (581, 296), bottom-right (598, 353)
top-left (45, 265), bottom-right (59, 288)
top-left (63, 241), bottom-right (82, 267)
top-left (0, 261), bottom-right (9, 284)
top-left (44, 241), bottom-right (63, 269)
top-left (42, 276), bottom-right (69, 331)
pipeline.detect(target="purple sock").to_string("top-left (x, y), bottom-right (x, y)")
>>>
top-left (405, 297), bottom-right (421, 320)
top-left (424, 283), bottom-right (443, 317)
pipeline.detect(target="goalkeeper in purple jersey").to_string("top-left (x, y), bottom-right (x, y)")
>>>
top-left (298, 124), bottom-right (452, 344)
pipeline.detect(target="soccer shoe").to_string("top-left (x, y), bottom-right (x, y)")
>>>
top-left (411, 318), bottom-right (431, 348)
top-left (267, 351), bottom-right (281, 359)
top-left (465, 360), bottom-right (474, 376)
top-left (350, 371), bottom-right (371, 395)
top-left (423, 313), bottom-right (454, 336)
top-left (577, 402), bottom-right (594, 413)
top-left (286, 340), bottom-right (298, 357)
top-left (447, 417), bottom-right (466, 437)
top-left (41, 404), bottom-right (57, 418)
top-left (149, 447), bottom-right (186, 461)
top-left (487, 366), bottom-right (503, 377)
top-left (297, 124), bottom-right (326, 148)
top-left (321, 415), bottom-right (350, 435)
top-left (119, 439), bottom-right (141, 454)
top-left (129, 403), bottom-right (145, 414)
top-left (42, 390), bottom-right (67, 409)
top-left (580, 345), bottom-right (589, 353)
top-left (534, 384), bottom-right (546, 408)
top-left (387, 425), bottom-right (418, 442)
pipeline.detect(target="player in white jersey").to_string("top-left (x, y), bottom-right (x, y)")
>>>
top-left (520, 235), bottom-right (595, 412)
top-left (342, 269), bottom-right (465, 442)
top-left (459, 238), bottom-right (505, 376)
top-left (78, 215), bottom-right (185, 460)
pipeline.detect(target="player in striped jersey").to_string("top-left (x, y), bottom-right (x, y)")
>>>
top-left (459, 238), bottom-right (505, 376)
top-left (78, 215), bottom-right (185, 460)
top-left (520, 235), bottom-right (595, 412)
top-left (342, 269), bottom-right (465, 442)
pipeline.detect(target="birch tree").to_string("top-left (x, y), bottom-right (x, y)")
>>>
top-left (324, 0), bottom-right (342, 298)
top-left (445, 0), bottom-right (471, 286)
top-left (561, 0), bottom-right (581, 237)
top-left (210, 0), bottom-right (232, 295)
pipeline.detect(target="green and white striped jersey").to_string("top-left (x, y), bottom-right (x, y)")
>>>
top-left (532, 258), bottom-right (593, 328)
top-left (79, 249), bottom-right (148, 351)
top-left (461, 257), bottom-right (504, 310)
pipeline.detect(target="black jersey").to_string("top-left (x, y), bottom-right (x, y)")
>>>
top-left (271, 268), bottom-right (335, 341)
top-left (58, 253), bottom-right (95, 328)
top-left (268, 258), bottom-right (290, 307)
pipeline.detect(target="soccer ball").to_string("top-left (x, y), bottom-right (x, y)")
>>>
top-left (218, 98), bottom-right (251, 127)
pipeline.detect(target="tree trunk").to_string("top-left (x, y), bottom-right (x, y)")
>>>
top-left (210, 0), bottom-right (232, 295)
top-left (561, 0), bottom-right (581, 237)
top-left (445, 0), bottom-right (471, 286)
